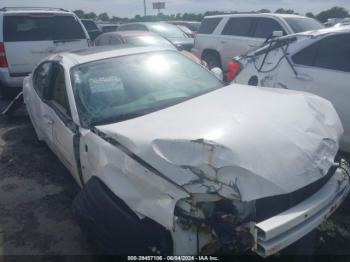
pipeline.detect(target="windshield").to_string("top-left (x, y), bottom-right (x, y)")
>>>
top-left (187, 23), bottom-right (200, 32)
top-left (82, 20), bottom-right (99, 31)
top-left (149, 24), bottom-right (187, 38)
top-left (125, 35), bottom-right (175, 49)
top-left (178, 25), bottom-right (192, 34)
top-left (285, 17), bottom-right (325, 33)
top-left (71, 51), bottom-right (223, 127)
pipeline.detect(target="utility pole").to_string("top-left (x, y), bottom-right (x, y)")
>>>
top-left (143, 0), bottom-right (147, 16)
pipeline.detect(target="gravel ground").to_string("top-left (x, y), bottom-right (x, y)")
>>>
top-left (0, 97), bottom-right (349, 261)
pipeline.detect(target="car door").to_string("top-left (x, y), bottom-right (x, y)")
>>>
top-left (274, 34), bottom-right (350, 149)
top-left (25, 61), bottom-right (55, 146)
top-left (218, 17), bottom-right (256, 67)
top-left (42, 63), bottom-right (81, 184)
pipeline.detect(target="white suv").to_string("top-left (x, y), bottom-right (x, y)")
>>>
top-left (192, 13), bottom-right (324, 70)
top-left (0, 7), bottom-right (90, 96)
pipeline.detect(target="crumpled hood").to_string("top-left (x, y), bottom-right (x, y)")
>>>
top-left (97, 84), bottom-right (343, 201)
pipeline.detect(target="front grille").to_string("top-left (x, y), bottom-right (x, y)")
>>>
top-left (255, 166), bottom-right (337, 222)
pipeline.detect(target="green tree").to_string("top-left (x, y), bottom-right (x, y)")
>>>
top-left (316, 6), bottom-right (349, 22)
top-left (305, 12), bottom-right (315, 18)
top-left (134, 14), bottom-right (141, 21)
top-left (110, 16), bottom-right (121, 23)
top-left (257, 9), bottom-right (271, 13)
top-left (73, 9), bottom-right (85, 18)
top-left (275, 8), bottom-right (295, 14)
top-left (98, 12), bottom-right (110, 22)
top-left (84, 12), bottom-right (97, 20)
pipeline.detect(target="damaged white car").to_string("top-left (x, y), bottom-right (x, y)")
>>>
top-left (23, 46), bottom-right (350, 257)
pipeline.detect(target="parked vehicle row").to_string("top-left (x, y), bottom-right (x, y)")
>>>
top-left (1, 6), bottom-right (350, 259)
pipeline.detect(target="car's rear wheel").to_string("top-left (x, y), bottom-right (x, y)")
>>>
top-left (202, 51), bottom-right (221, 69)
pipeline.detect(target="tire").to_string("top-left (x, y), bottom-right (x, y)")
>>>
top-left (0, 85), bottom-right (21, 101)
top-left (72, 177), bottom-right (173, 255)
top-left (202, 51), bottom-right (221, 69)
top-left (248, 76), bottom-right (259, 86)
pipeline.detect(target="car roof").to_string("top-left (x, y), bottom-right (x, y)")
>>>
top-left (204, 13), bottom-right (306, 19)
top-left (56, 45), bottom-right (175, 66)
top-left (0, 7), bottom-right (71, 15)
top-left (100, 31), bottom-right (158, 38)
top-left (121, 22), bottom-right (172, 26)
top-left (296, 24), bottom-right (350, 36)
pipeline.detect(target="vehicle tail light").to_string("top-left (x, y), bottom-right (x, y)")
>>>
top-left (0, 42), bottom-right (8, 68)
top-left (226, 60), bottom-right (241, 82)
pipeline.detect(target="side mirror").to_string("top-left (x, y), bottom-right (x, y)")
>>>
top-left (175, 44), bottom-right (184, 51)
top-left (272, 30), bottom-right (284, 38)
top-left (210, 67), bottom-right (224, 81)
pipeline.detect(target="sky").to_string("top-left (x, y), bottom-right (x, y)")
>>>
top-left (1, 0), bottom-right (350, 18)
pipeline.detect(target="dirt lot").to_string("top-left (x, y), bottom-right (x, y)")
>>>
top-left (0, 96), bottom-right (350, 260)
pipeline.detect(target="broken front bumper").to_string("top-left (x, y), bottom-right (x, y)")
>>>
top-left (253, 164), bottom-right (350, 257)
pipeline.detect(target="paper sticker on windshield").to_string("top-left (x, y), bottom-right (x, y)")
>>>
top-left (89, 76), bottom-right (124, 93)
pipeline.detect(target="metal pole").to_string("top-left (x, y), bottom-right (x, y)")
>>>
top-left (143, 0), bottom-right (146, 16)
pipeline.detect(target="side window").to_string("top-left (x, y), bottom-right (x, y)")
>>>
top-left (292, 43), bottom-right (318, 66)
top-left (48, 65), bottom-right (71, 117)
top-left (110, 36), bottom-right (122, 45)
top-left (314, 34), bottom-right (350, 72)
top-left (221, 17), bottom-right (254, 37)
top-left (33, 62), bottom-right (52, 98)
top-left (253, 18), bottom-right (285, 38)
top-left (95, 35), bottom-right (110, 46)
top-left (293, 34), bottom-right (350, 72)
top-left (198, 18), bottom-right (222, 34)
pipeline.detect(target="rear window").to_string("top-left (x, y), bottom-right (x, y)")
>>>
top-left (125, 35), bottom-right (175, 49)
top-left (4, 15), bottom-right (86, 42)
top-left (149, 24), bottom-right (187, 38)
top-left (284, 17), bottom-right (324, 33)
top-left (82, 20), bottom-right (98, 31)
top-left (198, 18), bottom-right (222, 34)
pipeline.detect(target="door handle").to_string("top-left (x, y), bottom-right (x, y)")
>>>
top-left (220, 40), bottom-right (227, 44)
top-left (43, 115), bottom-right (54, 125)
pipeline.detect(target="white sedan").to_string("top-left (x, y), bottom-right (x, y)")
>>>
top-left (230, 26), bottom-right (350, 153)
top-left (23, 46), bottom-right (349, 256)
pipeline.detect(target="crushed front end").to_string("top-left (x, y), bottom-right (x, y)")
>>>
top-left (171, 160), bottom-right (350, 257)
